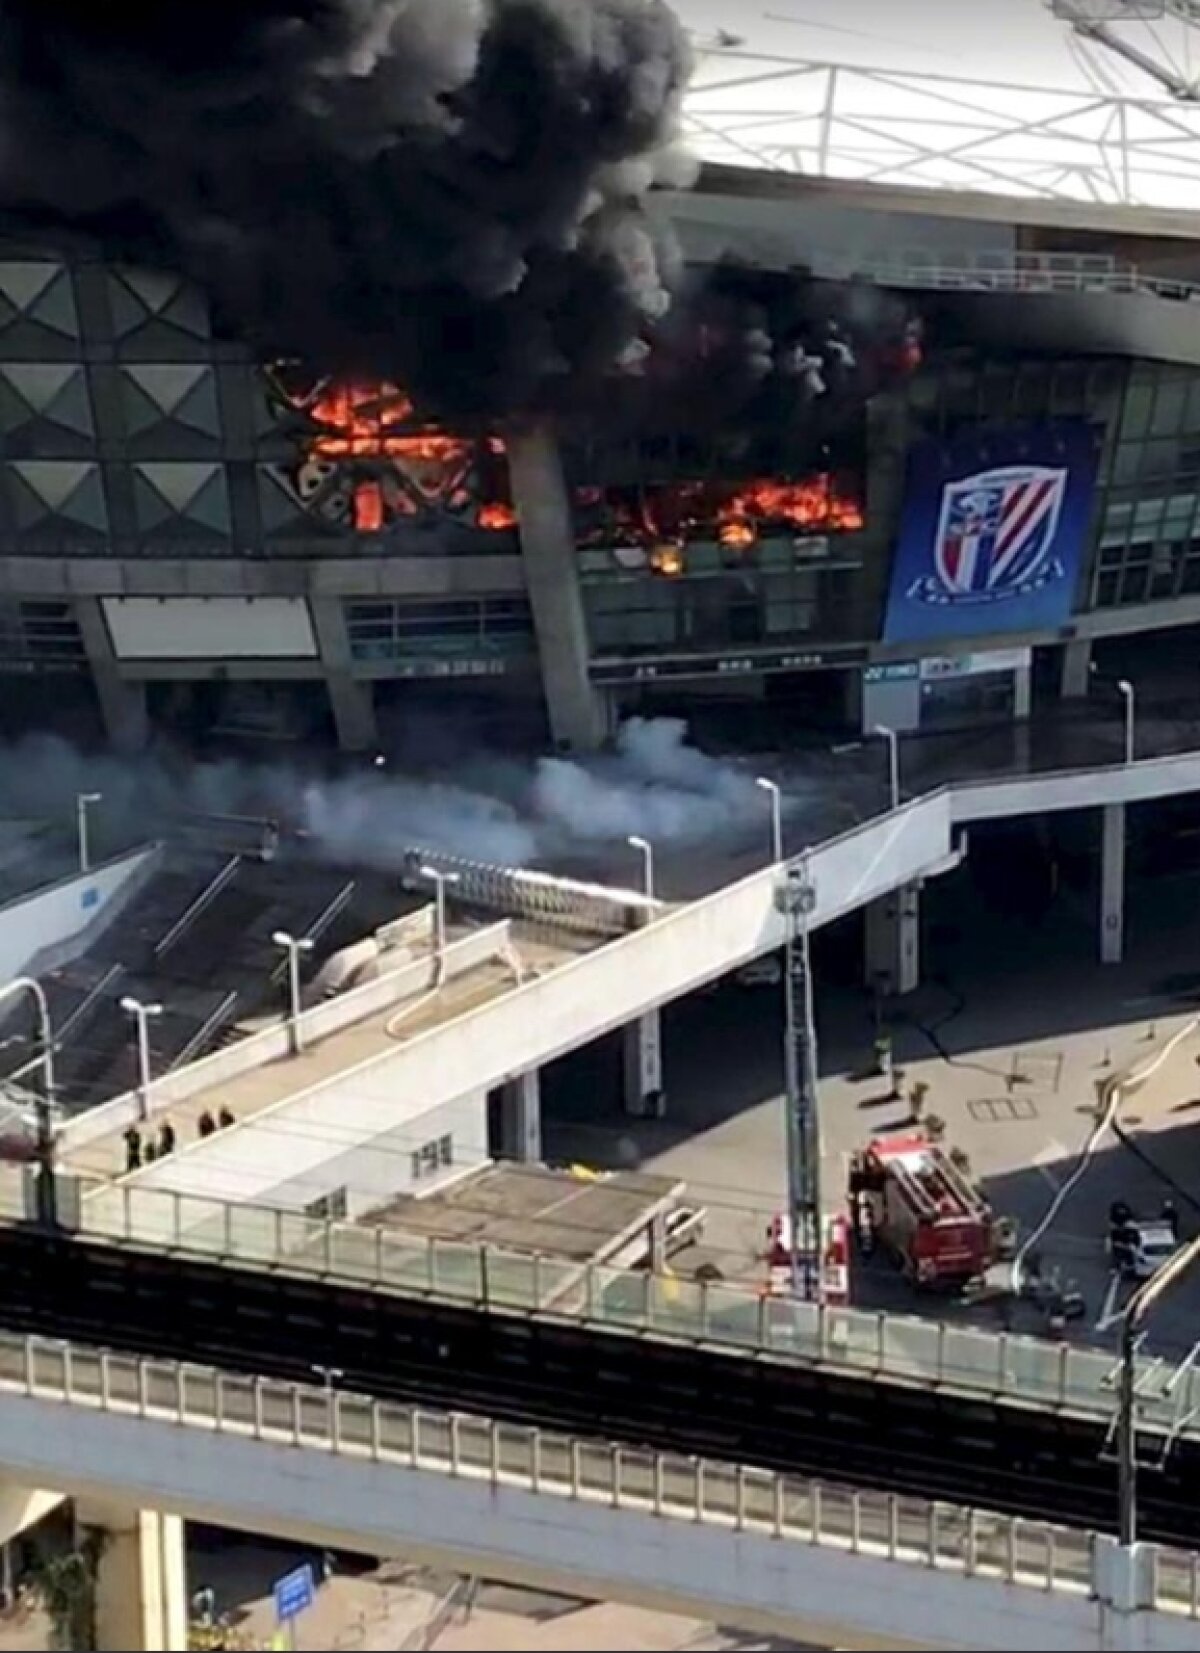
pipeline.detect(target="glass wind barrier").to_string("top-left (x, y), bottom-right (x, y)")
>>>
top-left (66, 1181), bottom-right (1200, 1445)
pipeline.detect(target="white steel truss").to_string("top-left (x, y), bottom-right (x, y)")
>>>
top-left (682, 47), bottom-right (1200, 207)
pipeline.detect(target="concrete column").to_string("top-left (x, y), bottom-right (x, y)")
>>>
top-left (500, 1069), bottom-right (541, 1162)
top-left (1061, 637), bottom-right (1092, 699)
top-left (623, 1010), bottom-right (664, 1117)
top-left (1013, 660), bottom-right (1032, 768)
top-left (864, 883), bottom-right (921, 997)
top-left (309, 597), bottom-right (379, 753)
top-left (1101, 802), bottom-right (1125, 965)
top-left (840, 666), bottom-right (864, 735)
top-left (325, 673), bottom-right (377, 753)
top-left (75, 599), bottom-right (149, 753)
top-left (82, 1504), bottom-right (187, 1652)
top-left (506, 427), bottom-right (606, 752)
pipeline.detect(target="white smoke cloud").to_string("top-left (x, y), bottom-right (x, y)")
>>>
top-left (0, 718), bottom-right (778, 874)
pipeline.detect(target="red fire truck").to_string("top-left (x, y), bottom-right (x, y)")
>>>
top-left (848, 1132), bottom-right (995, 1291)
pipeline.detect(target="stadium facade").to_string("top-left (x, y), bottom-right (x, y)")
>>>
top-left (3, 166), bottom-right (1200, 755)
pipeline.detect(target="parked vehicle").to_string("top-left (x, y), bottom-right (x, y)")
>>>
top-left (1108, 1199), bottom-right (1179, 1280)
top-left (848, 1131), bottom-right (997, 1291)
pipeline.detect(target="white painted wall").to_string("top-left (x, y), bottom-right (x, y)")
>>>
top-left (262, 1087), bottom-right (488, 1215)
top-left (952, 750), bottom-right (1200, 823)
top-left (0, 1390), bottom-right (1192, 1653)
top-left (0, 843), bottom-right (160, 987)
top-left (101, 597), bottom-right (317, 660)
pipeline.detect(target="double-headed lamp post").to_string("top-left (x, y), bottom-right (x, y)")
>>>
top-left (76, 792), bottom-right (102, 873)
top-left (273, 930), bottom-right (314, 1055)
top-left (627, 835), bottom-right (654, 900)
top-left (756, 776), bottom-right (783, 864)
top-left (0, 976), bottom-right (57, 1227)
top-left (120, 996), bottom-right (163, 1122)
top-left (1118, 678), bottom-right (1136, 766)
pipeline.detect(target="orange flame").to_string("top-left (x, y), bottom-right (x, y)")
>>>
top-left (579, 471), bottom-right (864, 551)
top-left (289, 376), bottom-right (514, 530)
top-left (723, 477), bottom-right (864, 533)
top-left (718, 516), bottom-right (756, 550)
top-left (649, 542), bottom-right (685, 577)
top-left (353, 481), bottom-right (384, 533)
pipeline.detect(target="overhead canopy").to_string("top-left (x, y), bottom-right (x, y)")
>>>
top-left (676, 0), bottom-right (1200, 208)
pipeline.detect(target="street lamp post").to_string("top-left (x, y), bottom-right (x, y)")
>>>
top-left (418, 865), bottom-right (461, 978)
top-left (872, 725), bottom-right (901, 811)
top-left (1118, 678), bottom-right (1136, 766)
top-left (775, 854), bottom-right (822, 1300)
top-left (627, 835), bottom-right (654, 900)
top-left (273, 930), bottom-right (314, 1055)
top-left (755, 776), bottom-right (783, 864)
top-left (0, 976), bottom-right (57, 1228)
top-left (120, 996), bottom-right (163, 1122)
top-left (1117, 1231), bottom-right (1200, 1547)
top-left (76, 792), bottom-right (102, 873)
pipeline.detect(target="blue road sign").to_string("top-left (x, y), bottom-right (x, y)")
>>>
top-left (273, 1563), bottom-right (315, 1624)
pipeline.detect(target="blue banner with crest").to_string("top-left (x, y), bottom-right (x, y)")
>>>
top-left (882, 422), bottom-right (1099, 644)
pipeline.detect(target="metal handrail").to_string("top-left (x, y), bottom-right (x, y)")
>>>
top-left (169, 990), bottom-right (239, 1071)
top-left (76, 1163), bottom-right (1200, 1459)
top-left (53, 963), bottom-right (124, 1048)
top-left (809, 258), bottom-right (1200, 302)
top-left (153, 855), bottom-right (242, 961)
top-left (0, 1329), bottom-right (1127, 1605)
top-left (268, 879), bottom-right (356, 986)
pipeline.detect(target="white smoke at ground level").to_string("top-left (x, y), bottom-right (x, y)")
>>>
top-left (0, 718), bottom-right (781, 872)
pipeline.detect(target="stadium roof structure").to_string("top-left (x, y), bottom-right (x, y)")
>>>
top-left (677, 0), bottom-right (1200, 207)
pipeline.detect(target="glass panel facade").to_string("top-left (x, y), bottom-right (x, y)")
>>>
top-left (1087, 362), bottom-right (1200, 610)
top-left (344, 597), bottom-right (535, 663)
top-left (582, 556), bottom-right (860, 657)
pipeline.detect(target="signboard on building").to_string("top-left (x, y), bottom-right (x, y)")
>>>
top-left (882, 424), bottom-right (1097, 645)
top-left (863, 661), bottom-right (919, 684)
top-left (918, 647), bottom-right (1032, 681)
top-left (590, 644), bottom-right (866, 685)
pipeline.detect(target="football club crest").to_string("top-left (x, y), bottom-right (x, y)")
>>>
top-left (882, 425), bottom-right (1096, 644)
top-left (912, 464), bottom-right (1068, 607)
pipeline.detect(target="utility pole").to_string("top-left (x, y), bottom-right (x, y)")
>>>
top-left (775, 855), bottom-right (822, 1299)
top-left (1117, 1230), bottom-right (1200, 1546)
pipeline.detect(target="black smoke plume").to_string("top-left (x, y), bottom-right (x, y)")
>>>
top-left (0, 0), bottom-right (695, 418)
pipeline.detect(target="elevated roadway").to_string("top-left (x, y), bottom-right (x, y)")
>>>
top-left (0, 1332), bottom-right (1195, 1653)
top-left (4, 1215), bottom-right (1200, 1549)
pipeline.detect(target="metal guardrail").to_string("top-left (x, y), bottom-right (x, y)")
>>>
top-left (401, 849), bottom-right (657, 937)
top-left (809, 255), bottom-right (1200, 303)
top-left (0, 1329), bottom-right (1177, 1613)
top-left (72, 1180), bottom-right (1200, 1452)
top-left (153, 855), bottom-right (243, 962)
